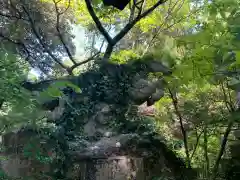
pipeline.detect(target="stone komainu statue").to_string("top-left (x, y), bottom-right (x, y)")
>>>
top-left (22, 57), bottom-right (171, 113)
top-left (15, 58), bottom-right (197, 179)
top-left (21, 57), bottom-right (171, 142)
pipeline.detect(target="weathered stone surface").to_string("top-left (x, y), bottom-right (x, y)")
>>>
top-left (84, 118), bottom-right (98, 137)
top-left (233, 130), bottom-right (240, 139)
top-left (0, 127), bottom-right (195, 179)
top-left (66, 156), bottom-right (145, 180)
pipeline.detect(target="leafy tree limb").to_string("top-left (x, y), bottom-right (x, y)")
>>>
top-left (20, 0), bottom-right (72, 74)
top-left (84, 0), bottom-right (167, 60)
top-left (189, 129), bottom-right (203, 162)
top-left (53, 0), bottom-right (77, 65)
top-left (212, 83), bottom-right (236, 180)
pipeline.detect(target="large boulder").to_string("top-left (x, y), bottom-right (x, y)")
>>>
top-left (16, 57), bottom-right (181, 179)
top-left (0, 127), bottom-right (196, 180)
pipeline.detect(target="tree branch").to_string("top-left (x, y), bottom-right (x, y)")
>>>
top-left (226, 81), bottom-right (235, 110)
top-left (211, 82), bottom-right (236, 180)
top-left (143, 0), bottom-right (198, 55)
top-left (102, 0), bottom-right (167, 61)
top-left (53, 0), bottom-right (77, 65)
top-left (84, 0), bottom-right (113, 45)
top-left (70, 51), bottom-right (100, 72)
top-left (220, 82), bottom-right (235, 112)
top-left (103, 45), bottom-right (113, 60)
top-left (138, 0), bottom-right (167, 19)
top-left (129, 0), bottom-right (136, 22)
top-left (113, 0), bottom-right (167, 45)
top-left (142, 0), bottom-right (178, 55)
top-left (168, 88), bottom-right (191, 168)
top-left (0, 33), bottom-right (31, 59)
top-left (85, 0), bottom-right (166, 61)
top-left (19, 0), bottom-right (71, 74)
top-left (0, 33), bottom-right (55, 73)
top-left (212, 119), bottom-right (234, 180)
top-left (203, 123), bottom-right (210, 177)
top-left (190, 129), bottom-right (203, 162)
top-left (70, 39), bottom-right (104, 72)
top-left (136, 0), bottom-right (146, 16)
top-left (0, 0), bottom-right (28, 21)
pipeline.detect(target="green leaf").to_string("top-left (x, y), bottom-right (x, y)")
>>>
top-left (52, 81), bottom-right (82, 93)
top-left (92, 0), bottom-right (102, 5)
top-left (47, 87), bottom-right (63, 98)
top-left (235, 51), bottom-right (240, 64)
top-left (65, 81), bottom-right (82, 93)
top-left (51, 81), bottom-right (69, 89)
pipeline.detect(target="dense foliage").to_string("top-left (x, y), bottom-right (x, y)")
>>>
top-left (1, 0), bottom-right (240, 179)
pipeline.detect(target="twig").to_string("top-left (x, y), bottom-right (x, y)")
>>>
top-left (143, 0), bottom-right (200, 55)
top-left (190, 129), bottom-right (203, 162)
top-left (128, 0), bottom-right (135, 22)
top-left (134, 0), bottom-right (146, 16)
top-left (70, 51), bottom-right (100, 72)
top-left (220, 82), bottom-right (235, 112)
top-left (142, 0), bottom-right (178, 55)
top-left (203, 123), bottom-right (210, 176)
top-left (0, 33), bottom-right (31, 59)
top-left (226, 81), bottom-right (235, 110)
